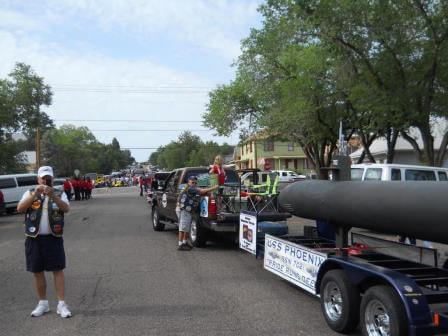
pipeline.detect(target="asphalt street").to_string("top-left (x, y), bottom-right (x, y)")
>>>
top-left (0, 187), bottom-right (360, 336)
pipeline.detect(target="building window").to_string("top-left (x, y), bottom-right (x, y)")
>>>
top-left (264, 140), bottom-right (274, 151)
top-left (241, 146), bottom-right (244, 155)
top-left (250, 142), bottom-right (253, 153)
top-left (288, 143), bottom-right (294, 151)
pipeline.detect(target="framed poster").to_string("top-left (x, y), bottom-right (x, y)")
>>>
top-left (239, 211), bottom-right (257, 255)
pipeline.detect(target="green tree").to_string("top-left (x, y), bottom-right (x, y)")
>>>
top-left (0, 63), bottom-right (53, 173)
top-left (41, 126), bottom-right (134, 176)
top-left (288, 0), bottom-right (448, 165)
top-left (152, 132), bottom-right (234, 170)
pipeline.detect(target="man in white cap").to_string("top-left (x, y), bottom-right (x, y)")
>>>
top-left (17, 166), bottom-right (72, 318)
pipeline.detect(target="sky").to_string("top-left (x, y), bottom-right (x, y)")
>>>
top-left (0, 0), bottom-right (263, 162)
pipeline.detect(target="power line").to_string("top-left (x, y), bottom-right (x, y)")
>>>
top-left (90, 129), bottom-right (212, 132)
top-left (53, 85), bottom-right (214, 88)
top-left (54, 119), bottom-right (203, 122)
top-left (52, 85), bottom-right (212, 94)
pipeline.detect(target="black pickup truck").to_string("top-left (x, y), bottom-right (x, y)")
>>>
top-left (151, 167), bottom-right (291, 247)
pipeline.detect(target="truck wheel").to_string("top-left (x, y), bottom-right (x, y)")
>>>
top-left (360, 285), bottom-right (408, 336)
top-left (190, 217), bottom-right (207, 247)
top-left (152, 207), bottom-right (165, 231)
top-left (320, 269), bottom-right (360, 333)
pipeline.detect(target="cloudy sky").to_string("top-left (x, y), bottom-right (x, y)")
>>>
top-left (0, 0), bottom-right (262, 161)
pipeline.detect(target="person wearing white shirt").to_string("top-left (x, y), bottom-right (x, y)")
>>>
top-left (17, 166), bottom-right (71, 318)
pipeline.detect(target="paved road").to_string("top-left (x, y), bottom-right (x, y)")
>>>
top-left (0, 187), bottom-right (359, 336)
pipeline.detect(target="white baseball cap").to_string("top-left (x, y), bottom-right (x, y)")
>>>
top-left (37, 166), bottom-right (54, 178)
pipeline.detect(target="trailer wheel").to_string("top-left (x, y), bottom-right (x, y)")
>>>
top-left (190, 217), bottom-right (207, 247)
top-left (360, 285), bottom-right (408, 336)
top-left (152, 206), bottom-right (165, 231)
top-left (320, 270), bottom-right (360, 333)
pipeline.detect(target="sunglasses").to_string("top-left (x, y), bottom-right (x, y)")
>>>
top-left (189, 181), bottom-right (197, 184)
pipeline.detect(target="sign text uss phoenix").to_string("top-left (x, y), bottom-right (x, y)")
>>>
top-left (264, 235), bottom-right (327, 295)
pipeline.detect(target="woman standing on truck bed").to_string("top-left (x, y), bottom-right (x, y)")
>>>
top-left (209, 155), bottom-right (226, 187)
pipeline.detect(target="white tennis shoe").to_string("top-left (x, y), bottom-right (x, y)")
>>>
top-left (57, 302), bottom-right (72, 318)
top-left (31, 300), bottom-right (50, 317)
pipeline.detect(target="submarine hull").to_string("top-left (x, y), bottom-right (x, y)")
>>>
top-left (279, 180), bottom-right (448, 244)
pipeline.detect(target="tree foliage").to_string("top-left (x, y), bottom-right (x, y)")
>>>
top-left (0, 63), bottom-right (54, 173)
top-left (204, 0), bottom-right (448, 172)
top-left (41, 125), bottom-right (135, 177)
top-left (149, 131), bottom-right (234, 170)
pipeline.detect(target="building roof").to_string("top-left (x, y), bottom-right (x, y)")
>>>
top-left (350, 122), bottom-right (448, 159)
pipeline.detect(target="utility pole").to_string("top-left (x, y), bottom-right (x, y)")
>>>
top-left (35, 127), bottom-right (41, 169)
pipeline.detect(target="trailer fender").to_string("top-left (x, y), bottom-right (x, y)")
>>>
top-left (316, 258), bottom-right (433, 328)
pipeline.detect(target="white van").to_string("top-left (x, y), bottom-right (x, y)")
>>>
top-left (0, 174), bottom-right (38, 213)
top-left (351, 163), bottom-right (448, 182)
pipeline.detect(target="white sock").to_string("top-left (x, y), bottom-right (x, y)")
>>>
top-left (182, 240), bottom-right (187, 244)
top-left (58, 300), bottom-right (65, 306)
top-left (178, 241), bottom-right (182, 246)
top-left (39, 300), bottom-right (48, 305)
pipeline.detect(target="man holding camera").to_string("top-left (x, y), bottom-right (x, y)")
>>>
top-left (17, 166), bottom-right (71, 318)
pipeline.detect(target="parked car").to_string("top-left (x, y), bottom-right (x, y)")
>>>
top-left (351, 163), bottom-right (448, 181)
top-left (0, 174), bottom-right (38, 214)
top-left (0, 189), bottom-right (5, 215)
top-left (272, 170), bottom-right (306, 182)
top-left (151, 167), bottom-right (290, 247)
top-left (239, 169), bottom-right (300, 192)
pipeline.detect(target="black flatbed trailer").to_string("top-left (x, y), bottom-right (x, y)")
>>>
top-left (254, 232), bottom-right (448, 336)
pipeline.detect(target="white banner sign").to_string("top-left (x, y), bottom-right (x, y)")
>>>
top-left (239, 211), bottom-right (257, 255)
top-left (264, 234), bottom-right (327, 295)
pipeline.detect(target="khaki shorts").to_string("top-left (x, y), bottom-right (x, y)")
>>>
top-left (179, 210), bottom-right (192, 232)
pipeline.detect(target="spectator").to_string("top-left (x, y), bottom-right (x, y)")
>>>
top-left (16, 166), bottom-right (72, 318)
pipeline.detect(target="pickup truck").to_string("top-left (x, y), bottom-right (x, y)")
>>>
top-left (151, 167), bottom-right (291, 247)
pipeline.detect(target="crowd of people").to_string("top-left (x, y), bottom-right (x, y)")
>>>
top-left (62, 177), bottom-right (94, 201)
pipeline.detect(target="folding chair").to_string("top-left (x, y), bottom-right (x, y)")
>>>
top-left (258, 175), bottom-right (280, 213)
top-left (248, 175), bottom-right (272, 212)
top-left (251, 174), bottom-right (271, 194)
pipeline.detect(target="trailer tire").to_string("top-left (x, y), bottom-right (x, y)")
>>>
top-left (152, 206), bottom-right (165, 231)
top-left (189, 216), bottom-right (207, 247)
top-left (320, 270), bottom-right (360, 333)
top-left (360, 285), bottom-right (408, 336)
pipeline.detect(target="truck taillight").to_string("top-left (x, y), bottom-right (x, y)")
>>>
top-left (208, 195), bottom-right (217, 216)
top-left (0, 191), bottom-right (3, 202)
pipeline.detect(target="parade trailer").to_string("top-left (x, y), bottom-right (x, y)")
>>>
top-left (252, 179), bottom-right (448, 336)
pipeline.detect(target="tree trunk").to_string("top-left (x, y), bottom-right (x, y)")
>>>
top-left (358, 131), bottom-right (377, 163)
top-left (386, 127), bottom-right (399, 163)
top-left (435, 130), bottom-right (448, 167)
top-left (401, 131), bottom-right (424, 163)
top-left (417, 123), bottom-right (435, 166)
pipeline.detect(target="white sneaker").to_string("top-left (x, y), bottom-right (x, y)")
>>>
top-left (57, 302), bottom-right (72, 318)
top-left (31, 300), bottom-right (50, 317)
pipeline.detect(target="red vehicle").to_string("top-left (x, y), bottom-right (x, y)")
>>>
top-left (0, 189), bottom-right (5, 215)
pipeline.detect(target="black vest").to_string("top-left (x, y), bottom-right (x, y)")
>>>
top-left (24, 189), bottom-right (65, 238)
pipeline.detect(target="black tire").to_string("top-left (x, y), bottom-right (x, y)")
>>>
top-left (189, 216), bottom-right (207, 247)
top-left (360, 285), bottom-right (408, 336)
top-left (320, 269), bottom-right (360, 333)
top-left (6, 208), bottom-right (15, 215)
top-left (152, 206), bottom-right (165, 231)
